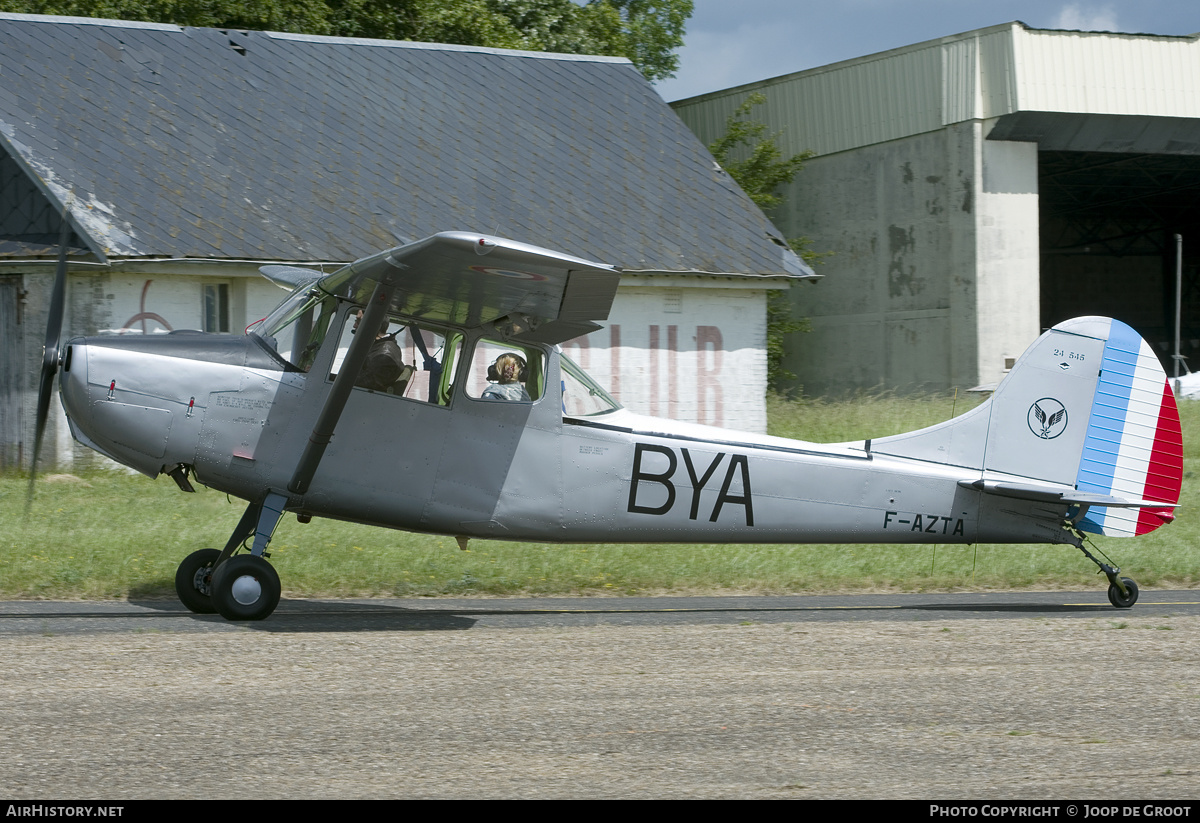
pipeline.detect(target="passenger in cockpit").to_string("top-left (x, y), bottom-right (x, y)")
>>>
top-left (482, 352), bottom-right (531, 401)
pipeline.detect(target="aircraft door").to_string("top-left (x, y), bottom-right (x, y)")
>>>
top-left (420, 338), bottom-right (563, 537)
top-left (265, 304), bottom-right (462, 526)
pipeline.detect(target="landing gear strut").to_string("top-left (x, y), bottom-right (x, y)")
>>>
top-left (174, 491), bottom-right (289, 621)
top-left (1072, 533), bottom-right (1139, 609)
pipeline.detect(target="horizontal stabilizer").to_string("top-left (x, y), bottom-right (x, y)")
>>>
top-left (960, 479), bottom-right (1178, 509)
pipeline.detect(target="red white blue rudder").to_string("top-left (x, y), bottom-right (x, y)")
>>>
top-left (1073, 318), bottom-right (1183, 536)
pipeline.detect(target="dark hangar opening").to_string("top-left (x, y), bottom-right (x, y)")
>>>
top-left (1038, 150), bottom-right (1200, 371)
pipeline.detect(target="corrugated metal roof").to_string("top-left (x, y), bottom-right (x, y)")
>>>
top-left (0, 13), bottom-right (809, 277)
top-left (673, 22), bottom-right (1200, 159)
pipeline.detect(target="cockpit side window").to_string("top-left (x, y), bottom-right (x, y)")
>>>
top-left (327, 305), bottom-right (461, 406)
top-left (561, 354), bottom-right (621, 417)
top-left (464, 339), bottom-right (546, 403)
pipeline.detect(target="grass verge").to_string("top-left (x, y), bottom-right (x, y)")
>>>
top-left (2, 392), bottom-right (1197, 599)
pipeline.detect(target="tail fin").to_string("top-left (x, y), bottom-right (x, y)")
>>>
top-left (982, 317), bottom-right (1182, 537)
top-left (872, 317), bottom-right (1182, 537)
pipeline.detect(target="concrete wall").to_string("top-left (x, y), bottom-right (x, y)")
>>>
top-left (768, 123), bottom-right (1040, 395)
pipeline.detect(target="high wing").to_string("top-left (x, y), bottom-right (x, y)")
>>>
top-left (314, 232), bottom-right (621, 345)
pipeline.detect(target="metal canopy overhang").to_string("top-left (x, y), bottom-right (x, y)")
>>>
top-left (988, 112), bottom-right (1200, 156)
top-left (988, 112), bottom-right (1200, 255)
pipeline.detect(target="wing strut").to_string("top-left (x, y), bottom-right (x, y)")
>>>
top-left (288, 280), bottom-right (394, 495)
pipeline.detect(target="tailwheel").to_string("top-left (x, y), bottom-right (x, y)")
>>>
top-left (1071, 534), bottom-right (1140, 610)
top-left (210, 555), bottom-right (281, 621)
top-left (1108, 577), bottom-right (1139, 609)
top-left (174, 548), bottom-right (220, 614)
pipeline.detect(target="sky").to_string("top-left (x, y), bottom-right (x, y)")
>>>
top-left (653, 0), bottom-right (1200, 102)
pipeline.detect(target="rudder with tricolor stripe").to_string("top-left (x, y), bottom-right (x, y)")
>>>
top-left (1074, 318), bottom-right (1183, 537)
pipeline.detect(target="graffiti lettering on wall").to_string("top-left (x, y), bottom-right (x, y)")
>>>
top-left (121, 280), bottom-right (173, 333)
top-left (562, 325), bottom-right (726, 427)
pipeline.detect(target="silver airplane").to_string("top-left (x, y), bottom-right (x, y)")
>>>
top-left (30, 232), bottom-right (1183, 620)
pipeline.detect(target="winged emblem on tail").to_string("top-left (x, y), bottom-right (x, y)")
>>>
top-left (1028, 398), bottom-right (1068, 439)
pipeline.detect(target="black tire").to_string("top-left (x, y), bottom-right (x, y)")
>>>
top-left (174, 549), bottom-right (221, 614)
top-left (1108, 577), bottom-right (1139, 609)
top-left (210, 554), bottom-right (281, 621)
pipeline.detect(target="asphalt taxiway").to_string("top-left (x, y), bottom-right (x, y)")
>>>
top-left (1, 589), bottom-right (1198, 634)
top-left (3, 591), bottom-right (1199, 798)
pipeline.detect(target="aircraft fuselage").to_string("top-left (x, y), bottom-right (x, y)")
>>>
top-left (59, 325), bottom-right (1070, 549)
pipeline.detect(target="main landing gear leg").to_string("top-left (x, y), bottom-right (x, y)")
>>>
top-left (174, 492), bottom-right (287, 621)
top-left (1072, 535), bottom-right (1139, 609)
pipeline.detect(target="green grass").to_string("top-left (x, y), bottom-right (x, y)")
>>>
top-left (766, 388), bottom-right (988, 443)
top-left (2, 392), bottom-right (1198, 600)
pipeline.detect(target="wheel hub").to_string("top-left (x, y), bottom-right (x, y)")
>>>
top-left (230, 574), bottom-right (262, 606)
top-left (191, 567), bottom-right (212, 596)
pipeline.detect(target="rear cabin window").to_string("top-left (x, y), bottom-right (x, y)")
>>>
top-left (462, 339), bottom-right (546, 403)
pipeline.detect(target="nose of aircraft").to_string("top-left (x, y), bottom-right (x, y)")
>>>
top-left (56, 337), bottom-right (168, 476)
top-left (59, 341), bottom-right (87, 418)
top-left (57, 339), bottom-right (103, 458)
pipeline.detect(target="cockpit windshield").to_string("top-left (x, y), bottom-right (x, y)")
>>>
top-left (561, 354), bottom-right (621, 417)
top-left (253, 287), bottom-right (338, 372)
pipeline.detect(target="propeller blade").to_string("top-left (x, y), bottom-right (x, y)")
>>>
top-left (27, 200), bottom-right (73, 509)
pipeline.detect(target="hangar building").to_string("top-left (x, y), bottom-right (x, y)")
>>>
top-left (673, 22), bottom-right (1200, 395)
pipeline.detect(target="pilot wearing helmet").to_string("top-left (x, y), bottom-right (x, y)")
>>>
top-left (481, 352), bottom-right (531, 401)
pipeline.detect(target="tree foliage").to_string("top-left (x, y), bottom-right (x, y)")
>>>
top-left (708, 92), bottom-right (813, 211)
top-left (708, 92), bottom-right (824, 394)
top-left (0, 0), bottom-right (692, 80)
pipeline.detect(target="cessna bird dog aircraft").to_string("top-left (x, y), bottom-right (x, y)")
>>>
top-left (30, 232), bottom-right (1182, 620)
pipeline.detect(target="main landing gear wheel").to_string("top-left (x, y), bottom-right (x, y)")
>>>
top-left (174, 548), bottom-right (221, 614)
top-left (1108, 577), bottom-right (1139, 609)
top-left (209, 555), bottom-right (281, 621)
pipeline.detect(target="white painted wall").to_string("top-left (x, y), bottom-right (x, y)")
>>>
top-left (976, 133), bottom-right (1041, 386)
top-left (562, 283), bottom-right (770, 433)
top-left (68, 270), bottom-right (277, 336)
